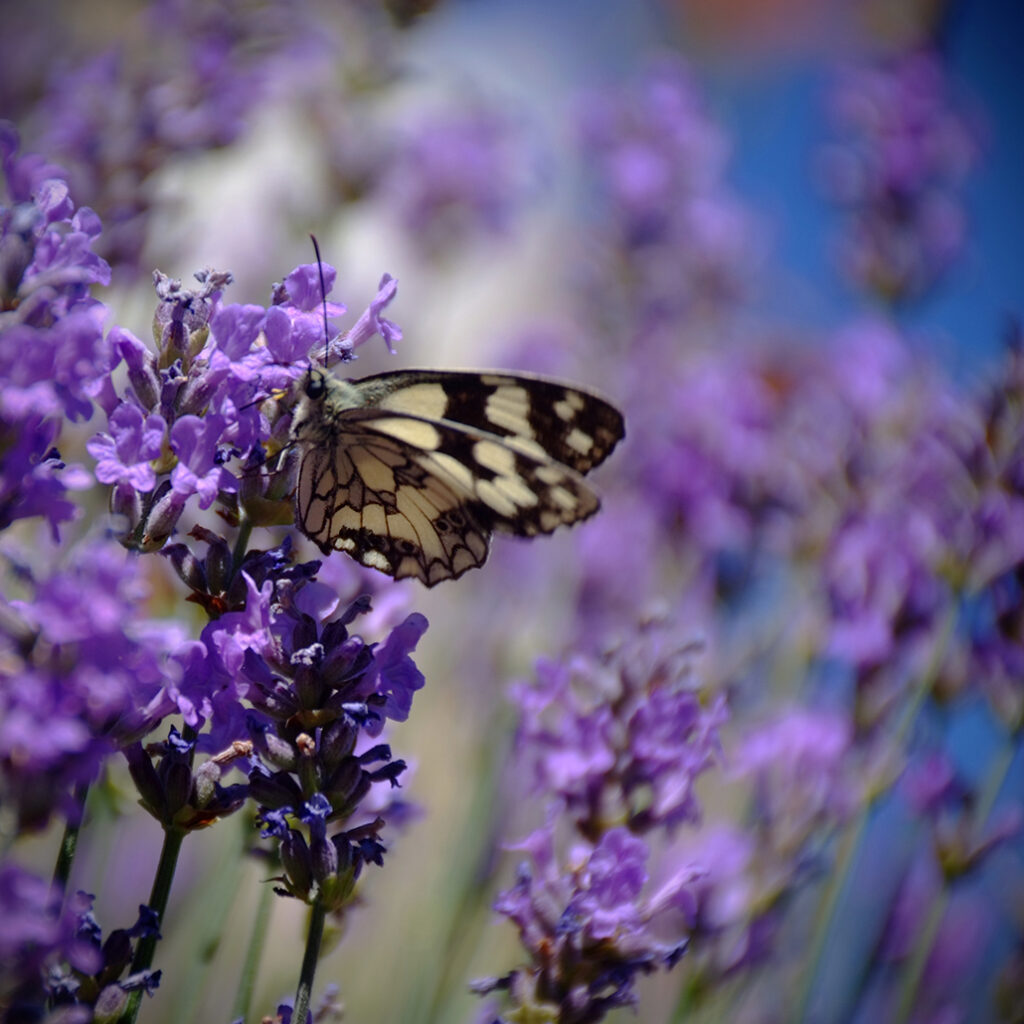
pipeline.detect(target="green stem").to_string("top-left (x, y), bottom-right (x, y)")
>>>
top-left (291, 898), bottom-right (327, 1024)
top-left (892, 739), bottom-right (1017, 1024)
top-left (232, 872), bottom-right (275, 1023)
top-left (121, 827), bottom-right (186, 1024)
top-left (169, 814), bottom-right (251, 1024)
top-left (892, 887), bottom-right (950, 1023)
top-left (230, 514), bottom-right (254, 583)
top-left (791, 808), bottom-right (872, 1021)
top-left (790, 608), bottom-right (956, 1021)
top-left (52, 780), bottom-right (90, 906)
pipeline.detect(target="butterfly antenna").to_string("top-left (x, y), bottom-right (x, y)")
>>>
top-left (311, 233), bottom-right (330, 367)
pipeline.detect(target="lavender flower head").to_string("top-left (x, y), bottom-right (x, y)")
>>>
top-left (0, 123), bottom-right (109, 537)
top-left (478, 823), bottom-right (698, 1023)
top-left (381, 103), bottom-right (541, 254)
top-left (87, 259), bottom-right (400, 553)
top-left (576, 60), bottom-right (752, 310)
top-left (0, 866), bottom-right (101, 1012)
top-left (208, 567), bottom-right (428, 907)
top-left (819, 49), bottom-right (979, 304)
top-left (512, 618), bottom-right (726, 841)
top-left (0, 539), bottom-right (187, 832)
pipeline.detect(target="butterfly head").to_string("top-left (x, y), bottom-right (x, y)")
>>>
top-left (291, 366), bottom-right (364, 446)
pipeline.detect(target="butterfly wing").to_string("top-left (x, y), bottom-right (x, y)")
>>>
top-left (350, 370), bottom-right (625, 475)
top-left (295, 408), bottom-right (604, 586)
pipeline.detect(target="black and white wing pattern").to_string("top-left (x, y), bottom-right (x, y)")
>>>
top-left (289, 368), bottom-right (625, 586)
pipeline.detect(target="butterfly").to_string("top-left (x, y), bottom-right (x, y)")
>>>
top-left (289, 365), bottom-right (625, 586)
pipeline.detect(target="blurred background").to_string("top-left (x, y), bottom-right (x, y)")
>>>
top-left (3, 0), bottom-right (1023, 1021)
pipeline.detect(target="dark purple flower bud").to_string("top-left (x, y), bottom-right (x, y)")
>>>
top-left (161, 543), bottom-right (207, 593)
top-left (123, 742), bottom-right (166, 820)
top-left (310, 829), bottom-right (339, 885)
top-left (202, 531), bottom-right (233, 595)
top-left (323, 759), bottom-right (363, 806)
top-left (164, 759), bottom-right (194, 820)
top-left (249, 765), bottom-right (303, 811)
top-left (320, 717), bottom-right (359, 769)
top-left (280, 829), bottom-right (313, 899)
top-left (110, 479), bottom-right (144, 538)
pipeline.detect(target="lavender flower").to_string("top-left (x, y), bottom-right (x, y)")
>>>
top-left (89, 258), bottom-right (401, 553)
top-left (3, 1), bottom-right (331, 274)
top-left (0, 865), bottom-right (101, 1011)
top-left (513, 619), bottom-right (725, 841)
top-left (203, 567), bottom-right (428, 906)
top-left (0, 124), bottom-right (109, 538)
top-left (576, 59), bottom-right (752, 312)
top-left (0, 540), bottom-right (186, 831)
top-left (732, 707), bottom-right (855, 857)
top-left (381, 103), bottom-right (541, 254)
top-left (86, 403), bottom-right (166, 492)
top-left (477, 823), bottom-right (696, 1023)
top-left (819, 49), bottom-right (979, 304)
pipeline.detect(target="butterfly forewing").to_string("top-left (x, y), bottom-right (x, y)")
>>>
top-left (291, 367), bottom-right (624, 586)
top-left (351, 370), bottom-right (625, 474)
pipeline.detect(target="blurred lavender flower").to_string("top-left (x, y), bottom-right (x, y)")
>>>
top-left (732, 707), bottom-right (855, 857)
top-left (0, 539), bottom-right (187, 831)
top-left (476, 823), bottom-right (696, 1023)
top-left (381, 103), bottom-right (542, 255)
top-left (0, 124), bottom-right (109, 537)
top-left (512, 618), bottom-right (725, 841)
top-left (577, 59), bottom-right (753, 315)
top-left (0, 865), bottom-right (102, 1013)
top-left (819, 49), bottom-right (979, 304)
top-left (2, 0), bottom-right (332, 273)
top-left (479, 617), bottom-right (722, 1021)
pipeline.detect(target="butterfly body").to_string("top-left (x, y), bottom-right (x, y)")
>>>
top-left (291, 367), bottom-right (624, 586)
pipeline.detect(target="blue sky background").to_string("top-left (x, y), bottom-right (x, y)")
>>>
top-left (424, 0), bottom-right (1022, 381)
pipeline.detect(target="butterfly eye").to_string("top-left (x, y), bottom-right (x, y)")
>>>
top-left (305, 371), bottom-right (326, 401)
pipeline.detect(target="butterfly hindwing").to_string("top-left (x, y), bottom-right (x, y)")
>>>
top-left (295, 423), bottom-right (492, 585)
top-left (291, 367), bottom-right (624, 586)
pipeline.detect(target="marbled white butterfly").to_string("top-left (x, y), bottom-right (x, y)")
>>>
top-left (289, 365), bottom-right (625, 586)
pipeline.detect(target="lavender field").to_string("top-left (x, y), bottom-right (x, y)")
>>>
top-left (1, 2), bottom-right (1021, 1022)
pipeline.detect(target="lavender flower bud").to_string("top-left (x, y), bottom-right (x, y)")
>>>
top-left (94, 983), bottom-right (129, 1023)
top-left (123, 743), bottom-right (166, 820)
top-left (163, 761), bottom-right (192, 819)
top-left (311, 831), bottom-right (339, 885)
top-left (324, 759), bottom-right (362, 805)
top-left (203, 533), bottom-right (233, 595)
top-left (320, 718), bottom-right (359, 770)
top-left (192, 760), bottom-right (221, 808)
top-left (162, 543), bottom-right (207, 593)
top-left (126, 353), bottom-right (160, 412)
top-left (249, 768), bottom-right (303, 810)
top-left (261, 732), bottom-right (299, 772)
top-left (110, 481), bottom-right (144, 542)
top-left (141, 488), bottom-right (186, 550)
top-left (280, 830), bottom-right (313, 899)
